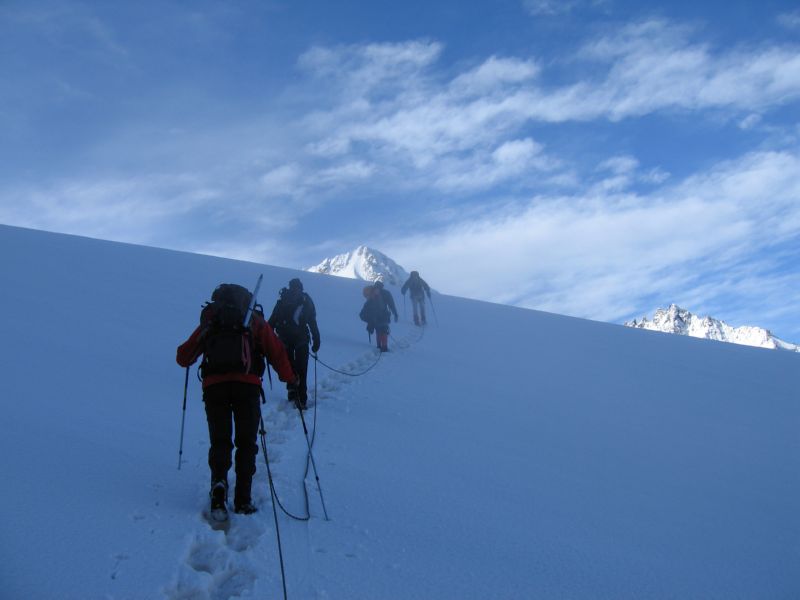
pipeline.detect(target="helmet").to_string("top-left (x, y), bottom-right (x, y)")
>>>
top-left (288, 278), bottom-right (303, 292)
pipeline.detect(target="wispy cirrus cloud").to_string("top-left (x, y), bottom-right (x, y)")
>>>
top-left (522, 0), bottom-right (601, 17)
top-left (8, 18), bottom-right (799, 230)
top-left (0, 175), bottom-right (213, 242)
top-left (282, 20), bottom-right (800, 203)
top-left (778, 10), bottom-right (800, 30)
top-left (0, 2), bottom-right (129, 57)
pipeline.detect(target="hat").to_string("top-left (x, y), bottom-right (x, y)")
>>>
top-left (288, 278), bottom-right (303, 291)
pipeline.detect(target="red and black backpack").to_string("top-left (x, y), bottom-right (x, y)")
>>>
top-left (199, 283), bottom-right (265, 377)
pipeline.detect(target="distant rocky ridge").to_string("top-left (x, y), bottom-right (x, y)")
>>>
top-left (307, 246), bottom-right (410, 287)
top-left (625, 304), bottom-right (799, 352)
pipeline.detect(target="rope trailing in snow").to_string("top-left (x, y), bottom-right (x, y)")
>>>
top-left (313, 318), bottom-right (424, 377)
top-left (302, 357), bottom-right (321, 505)
top-left (295, 401), bottom-right (330, 521)
top-left (259, 323), bottom-right (422, 524)
top-left (390, 322), bottom-right (426, 348)
top-left (311, 349), bottom-right (382, 377)
top-left (258, 415), bottom-right (289, 600)
top-left (259, 388), bottom-right (310, 522)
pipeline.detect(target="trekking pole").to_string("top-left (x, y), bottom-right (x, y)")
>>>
top-left (313, 353), bottom-right (318, 407)
top-left (295, 406), bottom-right (330, 521)
top-left (259, 416), bottom-right (289, 600)
top-left (429, 295), bottom-right (439, 326)
top-left (177, 367), bottom-right (189, 470)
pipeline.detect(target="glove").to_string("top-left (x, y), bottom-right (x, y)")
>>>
top-left (312, 340), bottom-right (320, 354)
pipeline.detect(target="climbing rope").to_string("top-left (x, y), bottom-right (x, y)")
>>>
top-left (390, 322), bottom-right (426, 348)
top-left (311, 349), bottom-right (382, 377)
top-left (258, 415), bottom-right (289, 600)
top-left (261, 322), bottom-right (424, 523)
top-left (259, 390), bottom-right (310, 522)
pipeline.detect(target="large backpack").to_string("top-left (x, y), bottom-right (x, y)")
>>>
top-left (200, 283), bottom-right (264, 377)
top-left (271, 287), bottom-right (308, 345)
top-left (359, 287), bottom-right (389, 325)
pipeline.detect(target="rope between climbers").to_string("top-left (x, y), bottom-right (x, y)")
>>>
top-left (312, 349), bottom-right (382, 377)
top-left (262, 322), bottom-right (424, 523)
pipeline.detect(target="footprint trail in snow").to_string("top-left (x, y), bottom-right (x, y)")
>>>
top-left (163, 324), bottom-right (425, 600)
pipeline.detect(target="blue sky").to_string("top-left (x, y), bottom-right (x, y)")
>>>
top-left (2, 0), bottom-right (800, 340)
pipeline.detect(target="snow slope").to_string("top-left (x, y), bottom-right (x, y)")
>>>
top-left (626, 303), bottom-right (800, 352)
top-left (1, 224), bottom-right (798, 600)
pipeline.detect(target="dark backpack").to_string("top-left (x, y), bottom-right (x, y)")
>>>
top-left (200, 284), bottom-right (264, 377)
top-left (271, 288), bottom-right (308, 345)
top-left (359, 290), bottom-right (389, 325)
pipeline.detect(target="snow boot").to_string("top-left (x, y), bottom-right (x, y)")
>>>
top-left (288, 384), bottom-right (299, 404)
top-left (234, 501), bottom-right (258, 515)
top-left (209, 480), bottom-right (228, 522)
top-left (377, 331), bottom-right (389, 352)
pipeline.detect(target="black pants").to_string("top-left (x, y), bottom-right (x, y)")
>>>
top-left (203, 381), bottom-right (261, 504)
top-left (411, 295), bottom-right (426, 324)
top-left (285, 343), bottom-right (310, 402)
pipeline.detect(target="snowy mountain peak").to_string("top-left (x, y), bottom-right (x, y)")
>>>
top-left (307, 245), bottom-right (410, 286)
top-left (625, 304), bottom-right (799, 352)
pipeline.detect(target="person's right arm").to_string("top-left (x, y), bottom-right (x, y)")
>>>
top-left (176, 326), bottom-right (203, 367)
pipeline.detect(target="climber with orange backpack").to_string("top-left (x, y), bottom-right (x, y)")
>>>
top-left (359, 280), bottom-right (396, 352)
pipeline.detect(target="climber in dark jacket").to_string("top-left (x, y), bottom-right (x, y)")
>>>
top-left (268, 278), bottom-right (320, 410)
top-left (373, 280), bottom-right (398, 322)
top-left (360, 284), bottom-right (391, 351)
top-left (401, 271), bottom-right (431, 326)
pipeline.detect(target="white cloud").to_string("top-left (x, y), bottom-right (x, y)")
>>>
top-left (738, 113), bottom-right (762, 130)
top-left (572, 21), bottom-right (800, 119)
top-left (260, 164), bottom-right (303, 196)
top-left (778, 11), bottom-right (800, 30)
top-left (315, 161), bottom-right (375, 185)
top-left (594, 157), bottom-right (670, 189)
top-left (450, 56), bottom-right (540, 95)
top-left (641, 168), bottom-right (670, 185)
top-left (298, 40), bottom-right (443, 99)
top-left (494, 138), bottom-right (543, 165)
top-left (3, 3), bottom-right (129, 57)
top-left (0, 175), bottom-right (216, 241)
top-left (288, 21), bottom-right (800, 201)
top-left (597, 156), bottom-right (639, 175)
top-left (523, 0), bottom-right (581, 16)
top-left (4, 18), bottom-right (800, 339)
top-left (385, 150), bottom-right (800, 330)
top-left (305, 137), bottom-right (351, 157)
top-left (433, 138), bottom-right (554, 192)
